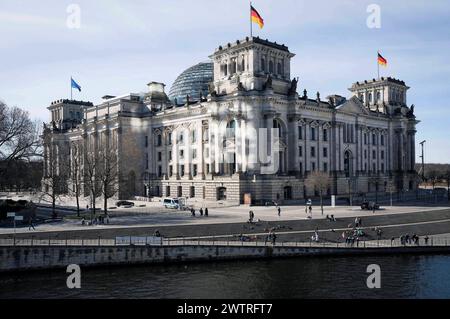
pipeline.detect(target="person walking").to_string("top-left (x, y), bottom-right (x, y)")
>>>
top-left (355, 217), bottom-right (359, 228)
top-left (308, 205), bottom-right (312, 216)
top-left (277, 206), bottom-right (281, 217)
top-left (28, 216), bottom-right (35, 231)
top-left (205, 208), bottom-right (209, 217)
top-left (271, 232), bottom-right (277, 245)
top-left (191, 208), bottom-right (196, 217)
top-left (199, 208), bottom-right (204, 217)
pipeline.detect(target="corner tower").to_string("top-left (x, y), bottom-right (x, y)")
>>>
top-left (209, 37), bottom-right (295, 96)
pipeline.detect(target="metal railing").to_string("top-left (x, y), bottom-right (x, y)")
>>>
top-left (0, 236), bottom-right (449, 249)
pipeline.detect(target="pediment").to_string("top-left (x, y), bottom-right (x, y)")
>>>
top-left (337, 96), bottom-right (369, 115)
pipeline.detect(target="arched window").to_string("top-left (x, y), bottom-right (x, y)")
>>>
top-left (277, 63), bottom-right (282, 75)
top-left (269, 61), bottom-right (274, 73)
top-left (376, 91), bottom-right (381, 102)
top-left (261, 58), bottom-right (266, 72)
top-left (241, 59), bottom-right (245, 72)
top-left (368, 93), bottom-right (372, 104)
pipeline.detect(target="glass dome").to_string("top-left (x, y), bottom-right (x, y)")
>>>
top-left (169, 62), bottom-right (213, 104)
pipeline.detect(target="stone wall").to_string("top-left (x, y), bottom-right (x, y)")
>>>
top-left (2, 245), bottom-right (450, 273)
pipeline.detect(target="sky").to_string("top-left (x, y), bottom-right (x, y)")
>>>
top-left (0, 0), bottom-right (449, 163)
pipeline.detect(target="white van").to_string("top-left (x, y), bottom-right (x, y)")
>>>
top-left (163, 198), bottom-right (180, 209)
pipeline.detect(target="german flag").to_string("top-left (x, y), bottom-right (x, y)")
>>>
top-left (251, 5), bottom-right (264, 29)
top-left (378, 52), bottom-right (387, 67)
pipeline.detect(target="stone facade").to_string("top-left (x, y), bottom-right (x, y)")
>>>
top-left (42, 37), bottom-right (419, 205)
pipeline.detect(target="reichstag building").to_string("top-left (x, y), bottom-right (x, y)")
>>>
top-left (42, 37), bottom-right (419, 204)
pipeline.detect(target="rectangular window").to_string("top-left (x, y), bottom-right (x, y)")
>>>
top-left (381, 163), bottom-right (385, 172)
top-left (364, 134), bottom-right (367, 145)
top-left (298, 146), bottom-right (303, 157)
top-left (364, 149), bottom-right (367, 159)
top-left (193, 164), bottom-right (198, 177)
top-left (191, 130), bottom-right (196, 143)
top-left (157, 135), bottom-right (162, 147)
top-left (372, 150), bottom-right (376, 160)
top-left (169, 151), bottom-right (172, 161)
top-left (323, 129), bottom-right (328, 142)
top-left (145, 136), bottom-right (148, 148)
top-left (158, 166), bottom-right (162, 177)
top-left (312, 162), bottom-right (316, 171)
top-left (192, 149), bottom-right (197, 159)
top-left (381, 135), bottom-right (385, 146)
top-left (311, 127), bottom-right (316, 141)
top-left (168, 133), bottom-right (172, 145)
top-left (179, 133), bottom-right (184, 145)
top-left (323, 147), bottom-right (328, 158)
top-left (169, 165), bottom-right (173, 177)
top-left (311, 147), bottom-right (316, 157)
top-left (206, 164), bottom-right (210, 174)
top-left (158, 152), bottom-right (162, 162)
top-left (166, 186), bottom-right (171, 197)
top-left (180, 150), bottom-right (184, 159)
top-left (180, 165), bottom-right (185, 177)
top-left (145, 153), bottom-right (149, 170)
top-left (298, 126), bottom-right (303, 139)
top-left (372, 134), bottom-right (376, 145)
top-left (299, 162), bottom-right (303, 174)
top-left (323, 162), bottom-right (328, 172)
top-left (381, 150), bottom-right (385, 160)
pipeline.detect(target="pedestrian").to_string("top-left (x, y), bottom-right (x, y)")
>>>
top-left (424, 235), bottom-right (429, 245)
top-left (28, 216), bottom-right (35, 231)
top-left (249, 211), bottom-right (253, 223)
top-left (309, 205), bottom-right (312, 215)
top-left (205, 208), bottom-right (209, 217)
top-left (359, 217), bottom-right (363, 227)
top-left (277, 206), bottom-right (281, 217)
top-left (81, 217), bottom-right (86, 226)
top-left (272, 233), bottom-right (277, 245)
top-left (355, 217), bottom-right (359, 227)
top-left (199, 208), bottom-right (204, 216)
top-left (191, 208), bottom-right (196, 217)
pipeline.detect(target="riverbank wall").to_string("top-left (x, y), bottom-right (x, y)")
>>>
top-left (2, 244), bottom-right (450, 272)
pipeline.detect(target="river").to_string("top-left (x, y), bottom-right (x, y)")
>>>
top-left (1, 254), bottom-right (450, 299)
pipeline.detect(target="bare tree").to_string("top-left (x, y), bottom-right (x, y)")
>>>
top-left (305, 171), bottom-right (331, 215)
top-left (426, 170), bottom-right (438, 190)
top-left (40, 135), bottom-right (69, 217)
top-left (96, 143), bottom-right (120, 216)
top-left (68, 142), bottom-right (83, 217)
top-left (84, 146), bottom-right (101, 222)
top-left (0, 102), bottom-right (42, 163)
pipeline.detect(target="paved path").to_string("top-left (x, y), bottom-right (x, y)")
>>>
top-left (2, 208), bottom-right (450, 245)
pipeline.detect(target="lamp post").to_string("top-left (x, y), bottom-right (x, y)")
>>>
top-left (344, 144), bottom-right (354, 207)
top-left (419, 140), bottom-right (426, 183)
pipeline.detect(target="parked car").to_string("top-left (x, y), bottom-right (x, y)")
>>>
top-left (361, 201), bottom-right (380, 210)
top-left (116, 201), bottom-right (135, 207)
top-left (163, 198), bottom-right (181, 210)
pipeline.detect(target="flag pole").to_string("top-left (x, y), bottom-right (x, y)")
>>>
top-left (250, 1), bottom-right (253, 37)
top-left (377, 52), bottom-right (380, 80)
top-left (71, 77), bottom-right (73, 100)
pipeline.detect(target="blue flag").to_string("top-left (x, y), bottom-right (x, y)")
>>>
top-left (71, 77), bottom-right (81, 92)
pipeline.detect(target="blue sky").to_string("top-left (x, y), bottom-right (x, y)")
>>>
top-left (0, 0), bottom-right (449, 163)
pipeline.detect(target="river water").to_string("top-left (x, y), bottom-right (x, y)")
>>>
top-left (1, 254), bottom-right (450, 299)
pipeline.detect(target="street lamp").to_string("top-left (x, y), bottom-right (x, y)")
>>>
top-left (419, 140), bottom-right (426, 183)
